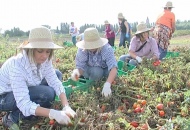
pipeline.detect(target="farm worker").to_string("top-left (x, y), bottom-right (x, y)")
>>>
top-left (69, 22), bottom-right (78, 45)
top-left (71, 28), bottom-right (118, 97)
top-left (153, 1), bottom-right (176, 60)
top-left (115, 13), bottom-right (131, 48)
top-left (104, 20), bottom-right (115, 47)
top-left (0, 26), bottom-right (76, 129)
top-left (119, 22), bottom-right (160, 66)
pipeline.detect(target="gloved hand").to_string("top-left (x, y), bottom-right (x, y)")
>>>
top-left (62, 105), bottom-right (76, 118)
top-left (136, 56), bottom-right (142, 63)
top-left (49, 109), bottom-right (71, 125)
top-left (71, 69), bottom-right (80, 81)
top-left (125, 33), bottom-right (129, 38)
top-left (102, 82), bottom-right (111, 97)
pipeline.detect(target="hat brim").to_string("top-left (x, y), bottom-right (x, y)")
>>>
top-left (118, 16), bottom-right (124, 19)
top-left (22, 42), bottom-right (63, 49)
top-left (76, 38), bottom-right (108, 49)
top-left (163, 6), bottom-right (174, 8)
top-left (135, 28), bottom-right (151, 35)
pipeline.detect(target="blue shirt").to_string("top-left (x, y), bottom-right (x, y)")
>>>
top-left (75, 44), bottom-right (117, 71)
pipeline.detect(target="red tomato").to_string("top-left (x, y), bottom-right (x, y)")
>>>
top-left (134, 107), bottom-right (141, 113)
top-left (141, 100), bottom-right (147, 106)
top-left (159, 110), bottom-right (165, 117)
top-left (153, 60), bottom-right (161, 66)
top-left (141, 107), bottom-right (145, 113)
top-left (101, 105), bottom-right (106, 112)
top-left (136, 95), bottom-right (142, 99)
top-left (133, 103), bottom-right (138, 109)
top-left (49, 119), bottom-right (55, 125)
top-left (130, 121), bottom-right (139, 127)
top-left (141, 124), bottom-right (148, 130)
top-left (56, 58), bottom-right (60, 63)
top-left (156, 103), bottom-right (164, 110)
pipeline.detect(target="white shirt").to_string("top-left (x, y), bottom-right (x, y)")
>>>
top-left (0, 51), bottom-right (65, 116)
top-left (69, 26), bottom-right (77, 37)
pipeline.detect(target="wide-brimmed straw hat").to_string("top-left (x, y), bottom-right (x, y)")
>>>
top-left (22, 26), bottom-right (63, 49)
top-left (135, 22), bottom-right (151, 35)
top-left (104, 20), bottom-right (109, 24)
top-left (164, 1), bottom-right (174, 8)
top-left (118, 13), bottom-right (124, 19)
top-left (76, 28), bottom-right (108, 49)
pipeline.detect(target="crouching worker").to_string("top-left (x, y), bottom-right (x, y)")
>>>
top-left (119, 22), bottom-right (159, 66)
top-left (71, 28), bottom-right (117, 97)
top-left (0, 26), bottom-right (76, 129)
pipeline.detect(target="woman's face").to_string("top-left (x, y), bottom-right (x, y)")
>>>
top-left (118, 18), bottom-right (122, 23)
top-left (33, 49), bottom-right (52, 64)
top-left (141, 31), bottom-right (149, 40)
top-left (105, 24), bottom-right (109, 27)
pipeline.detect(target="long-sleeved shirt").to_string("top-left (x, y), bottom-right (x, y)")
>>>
top-left (129, 36), bottom-right (160, 59)
top-left (0, 51), bottom-right (65, 116)
top-left (75, 44), bottom-right (117, 71)
top-left (105, 24), bottom-right (115, 38)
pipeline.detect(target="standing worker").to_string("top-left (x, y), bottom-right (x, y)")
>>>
top-left (104, 20), bottom-right (115, 47)
top-left (69, 22), bottom-right (78, 45)
top-left (116, 13), bottom-right (130, 48)
top-left (153, 1), bottom-right (176, 60)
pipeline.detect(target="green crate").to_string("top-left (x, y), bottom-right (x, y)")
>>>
top-left (117, 60), bottom-right (136, 71)
top-left (165, 52), bottom-right (179, 58)
top-left (63, 41), bottom-right (73, 47)
top-left (55, 78), bottom-right (94, 101)
top-left (118, 70), bottom-right (128, 76)
top-left (117, 60), bottom-right (136, 76)
top-left (171, 52), bottom-right (179, 57)
top-left (118, 60), bottom-right (125, 70)
top-left (165, 52), bottom-right (172, 58)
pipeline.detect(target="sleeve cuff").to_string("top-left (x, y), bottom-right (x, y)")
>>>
top-left (30, 104), bottom-right (40, 116)
top-left (108, 65), bottom-right (118, 71)
top-left (56, 86), bottom-right (65, 96)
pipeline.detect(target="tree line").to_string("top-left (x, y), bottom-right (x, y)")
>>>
top-left (3, 20), bottom-right (190, 37)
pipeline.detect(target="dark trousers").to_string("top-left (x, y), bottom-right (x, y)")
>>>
top-left (108, 37), bottom-right (115, 46)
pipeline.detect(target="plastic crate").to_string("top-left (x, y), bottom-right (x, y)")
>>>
top-left (165, 52), bottom-right (179, 58)
top-left (55, 78), bottom-right (94, 101)
top-left (117, 60), bottom-right (136, 71)
top-left (63, 41), bottom-right (73, 47)
top-left (118, 70), bottom-right (128, 76)
top-left (171, 52), bottom-right (179, 57)
top-left (117, 60), bottom-right (136, 76)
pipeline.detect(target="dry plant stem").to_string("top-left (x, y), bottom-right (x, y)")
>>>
top-left (115, 93), bottom-right (137, 101)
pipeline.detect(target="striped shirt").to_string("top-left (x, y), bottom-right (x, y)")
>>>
top-left (75, 44), bottom-right (117, 71)
top-left (0, 51), bottom-right (65, 116)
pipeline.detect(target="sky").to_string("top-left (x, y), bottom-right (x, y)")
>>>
top-left (0, 0), bottom-right (190, 32)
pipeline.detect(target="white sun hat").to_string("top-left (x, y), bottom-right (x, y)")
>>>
top-left (76, 28), bottom-right (108, 49)
top-left (23, 26), bottom-right (63, 49)
top-left (135, 22), bottom-right (151, 35)
top-left (164, 1), bottom-right (174, 8)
